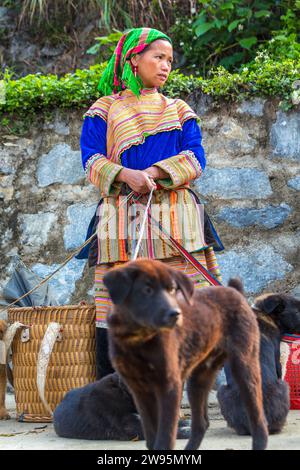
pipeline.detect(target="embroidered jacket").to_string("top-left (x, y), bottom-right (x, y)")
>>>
top-left (79, 87), bottom-right (223, 265)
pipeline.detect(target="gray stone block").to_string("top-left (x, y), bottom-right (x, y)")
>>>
top-left (0, 7), bottom-right (9, 24)
top-left (216, 203), bottom-right (291, 229)
top-left (37, 143), bottom-right (84, 187)
top-left (19, 212), bottom-right (58, 247)
top-left (236, 98), bottom-right (265, 116)
top-left (195, 168), bottom-right (272, 199)
top-left (216, 244), bottom-right (293, 294)
top-left (32, 258), bottom-right (87, 305)
top-left (10, 37), bottom-right (38, 62)
top-left (291, 285), bottom-right (300, 299)
top-left (188, 93), bottom-right (214, 116)
top-left (208, 119), bottom-right (257, 157)
top-left (64, 203), bottom-right (98, 251)
top-left (41, 45), bottom-right (65, 57)
top-left (270, 110), bottom-right (300, 161)
top-left (287, 176), bottom-right (300, 191)
top-left (0, 151), bottom-right (18, 175)
top-left (43, 113), bottom-right (70, 135)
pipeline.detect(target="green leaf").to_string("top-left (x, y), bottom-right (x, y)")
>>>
top-left (192, 11), bottom-right (206, 28)
top-left (228, 20), bottom-right (240, 32)
top-left (220, 2), bottom-right (234, 10)
top-left (195, 22), bottom-right (215, 37)
top-left (219, 52), bottom-right (244, 68)
top-left (236, 7), bottom-right (251, 18)
top-left (215, 19), bottom-right (222, 30)
top-left (254, 10), bottom-right (271, 18)
top-left (239, 37), bottom-right (257, 50)
top-left (86, 44), bottom-right (100, 55)
top-left (272, 34), bottom-right (288, 41)
top-left (215, 19), bottom-right (227, 29)
top-left (194, 30), bottom-right (216, 46)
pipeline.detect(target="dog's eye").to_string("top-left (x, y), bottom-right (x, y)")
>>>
top-left (143, 285), bottom-right (153, 295)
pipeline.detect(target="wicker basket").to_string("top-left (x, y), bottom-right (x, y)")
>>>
top-left (8, 304), bottom-right (96, 422)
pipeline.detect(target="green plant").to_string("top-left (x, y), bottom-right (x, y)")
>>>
top-left (86, 30), bottom-right (123, 62)
top-left (1, 0), bottom-right (18, 7)
top-left (15, 0), bottom-right (175, 30)
top-left (163, 70), bottom-right (202, 98)
top-left (280, 2), bottom-right (300, 34)
top-left (170, 0), bottom-right (300, 75)
top-left (258, 33), bottom-right (300, 61)
top-left (97, 0), bottom-right (174, 32)
top-left (0, 63), bottom-right (107, 115)
top-left (0, 48), bottom-right (299, 133)
top-left (17, 0), bottom-right (103, 25)
top-left (98, 0), bottom-right (133, 31)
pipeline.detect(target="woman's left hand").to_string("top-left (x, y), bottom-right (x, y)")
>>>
top-left (141, 172), bottom-right (157, 192)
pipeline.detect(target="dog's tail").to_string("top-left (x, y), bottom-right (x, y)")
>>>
top-left (228, 277), bottom-right (245, 296)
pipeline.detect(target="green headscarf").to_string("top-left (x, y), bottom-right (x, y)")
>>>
top-left (98, 27), bottom-right (172, 97)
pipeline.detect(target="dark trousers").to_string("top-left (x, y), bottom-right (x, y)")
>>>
top-left (96, 327), bottom-right (115, 380)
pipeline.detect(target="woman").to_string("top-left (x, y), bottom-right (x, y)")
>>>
top-left (78, 27), bottom-right (224, 379)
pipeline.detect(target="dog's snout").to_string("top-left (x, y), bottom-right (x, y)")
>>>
top-left (162, 307), bottom-right (182, 327)
top-left (167, 308), bottom-right (181, 319)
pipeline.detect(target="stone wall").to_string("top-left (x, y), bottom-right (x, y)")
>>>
top-left (0, 94), bottom-right (299, 315)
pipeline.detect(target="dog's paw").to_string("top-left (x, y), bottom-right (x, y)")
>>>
top-left (0, 407), bottom-right (10, 420)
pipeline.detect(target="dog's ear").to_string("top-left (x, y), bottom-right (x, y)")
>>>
top-left (228, 277), bottom-right (245, 296)
top-left (171, 269), bottom-right (194, 305)
top-left (103, 268), bottom-right (133, 305)
top-left (254, 294), bottom-right (284, 315)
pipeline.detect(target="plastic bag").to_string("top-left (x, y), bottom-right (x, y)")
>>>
top-left (0, 256), bottom-right (57, 307)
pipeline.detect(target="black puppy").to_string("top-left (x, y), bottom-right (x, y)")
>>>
top-left (53, 372), bottom-right (142, 440)
top-left (218, 280), bottom-right (300, 435)
top-left (53, 372), bottom-right (190, 440)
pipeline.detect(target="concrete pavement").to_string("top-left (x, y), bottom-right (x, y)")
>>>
top-left (1, 394), bottom-right (300, 450)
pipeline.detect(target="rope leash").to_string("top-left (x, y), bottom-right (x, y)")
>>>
top-left (1, 185), bottom-right (221, 313)
top-left (0, 190), bottom-right (139, 314)
top-left (148, 211), bottom-right (222, 286)
top-left (131, 187), bottom-right (222, 286)
top-left (131, 187), bottom-right (155, 261)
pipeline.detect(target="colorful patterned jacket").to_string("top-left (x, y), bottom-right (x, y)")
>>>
top-left (77, 87), bottom-right (224, 265)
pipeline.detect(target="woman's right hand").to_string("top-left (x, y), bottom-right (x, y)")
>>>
top-left (118, 168), bottom-right (156, 194)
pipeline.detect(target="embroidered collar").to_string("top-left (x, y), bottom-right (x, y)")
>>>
top-left (140, 86), bottom-right (159, 95)
top-left (119, 87), bottom-right (159, 98)
top-left (84, 91), bottom-right (199, 164)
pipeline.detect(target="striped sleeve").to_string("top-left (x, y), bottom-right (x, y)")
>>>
top-left (83, 95), bottom-right (115, 121)
top-left (80, 115), bottom-right (124, 197)
top-left (152, 118), bottom-right (205, 189)
top-left (176, 98), bottom-right (200, 125)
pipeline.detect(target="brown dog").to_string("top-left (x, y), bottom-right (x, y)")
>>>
top-left (103, 258), bottom-right (268, 450)
top-left (0, 320), bottom-right (10, 420)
